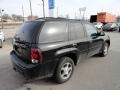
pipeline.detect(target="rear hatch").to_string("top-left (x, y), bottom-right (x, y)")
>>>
top-left (13, 21), bottom-right (43, 63)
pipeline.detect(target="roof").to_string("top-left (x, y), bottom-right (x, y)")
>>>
top-left (34, 17), bottom-right (83, 22)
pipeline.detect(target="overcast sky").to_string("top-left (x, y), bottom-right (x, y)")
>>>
top-left (0, 0), bottom-right (120, 18)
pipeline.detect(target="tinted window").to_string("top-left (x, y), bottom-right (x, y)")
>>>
top-left (70, 22), bottom-right (85, 40)
top-left (85, 24), bottom-right (97, 37)
top-left (104, 23), bottom-right (112, 27)
top-left (15, 21), bottom-right (42, 43)
top-left (39, 21), bottom-right (68, 43)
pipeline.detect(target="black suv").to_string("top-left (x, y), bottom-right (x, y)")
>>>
top-left (10, 18), bottom-right (110, 83)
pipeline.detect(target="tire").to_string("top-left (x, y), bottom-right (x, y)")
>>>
top-left (54, 57), bottom-right (74, 84)
top-left (0, 39), bottom-right (2, 48)
top-left (98, 42), bottom-right (109, 57)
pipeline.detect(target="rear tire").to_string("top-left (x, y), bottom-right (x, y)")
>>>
top-left (0, 39), bottom-right (2, 48)
top-left (98, 42), bottom-right (109, 57)
top-left (54, 57), bottom-right (74, 84)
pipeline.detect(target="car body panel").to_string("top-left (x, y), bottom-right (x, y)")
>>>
top-left (10, 18), bottom-right (110, 79)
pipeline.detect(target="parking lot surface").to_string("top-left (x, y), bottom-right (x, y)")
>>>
top-left (0, 32), bottom-right (120, 90)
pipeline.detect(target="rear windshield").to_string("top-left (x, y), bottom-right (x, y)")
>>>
top-left (15, 21), bottom-right (42, 43)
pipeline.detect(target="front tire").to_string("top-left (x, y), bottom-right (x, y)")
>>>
top-left (0, 39), bottom-right (2, 48)
top-left (99, 42), bottom-right (109, 57)
top-left (54, 57), bottom-right (74, 84)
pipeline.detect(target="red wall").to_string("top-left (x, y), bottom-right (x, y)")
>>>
top-left (97, 12), bottom-right (116, 23)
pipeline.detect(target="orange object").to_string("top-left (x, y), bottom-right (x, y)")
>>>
top-left (97, 12), bottom-right (116, 23)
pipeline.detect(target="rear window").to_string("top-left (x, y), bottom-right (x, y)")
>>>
top-left (15, 21), bottom-right (42, 43)
top-left (39, 21), bottom-right (68, 43)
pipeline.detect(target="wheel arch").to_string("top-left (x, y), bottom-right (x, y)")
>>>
top-left (105, 40), bottom-right (110, 47)
top-left (56, 52), bottom-right (78, 66)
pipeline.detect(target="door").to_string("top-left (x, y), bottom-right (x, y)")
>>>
top-left (84, 23), bottom-right (103, 56)
top-left (69, 21), bottom-right (89, 62)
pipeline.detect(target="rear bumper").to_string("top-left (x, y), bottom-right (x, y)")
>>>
top-left (10, 51), bottom-right (56, 79)
top-left (10, 51), bottom-right (40, 78)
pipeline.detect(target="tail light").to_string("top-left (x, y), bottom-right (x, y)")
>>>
top-left (31, 48), bottom-right (43, 64)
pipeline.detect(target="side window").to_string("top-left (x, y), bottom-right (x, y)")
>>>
top-left (85, 24), bottom-right (97, 37)
top-left (70, 22), bottom-right (85, 40)
top-left (39, 21), bottom-right (67, 43)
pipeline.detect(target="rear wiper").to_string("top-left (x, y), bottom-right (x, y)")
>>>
top-left (16, 40), bottom-right (30, 46)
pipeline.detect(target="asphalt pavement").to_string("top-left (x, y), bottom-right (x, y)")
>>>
top-left (0, 32), bottom-right (120, 90)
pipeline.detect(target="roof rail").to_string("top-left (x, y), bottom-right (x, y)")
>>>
top-left (35, 17), bottom-right (87, 22)
top-left (35, 17), bottom-right (67, 20)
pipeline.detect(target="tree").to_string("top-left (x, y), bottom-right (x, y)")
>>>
top-left (16, 15), bottom-right (23, 21)
top-left (27, 15), bottom-right (38, 20)
top-left (11, 14), bottom-right (23, 21)
top-left (12, 14), bottom-right (17, 21)
top-left (2, 14), bottom-right (11, 20)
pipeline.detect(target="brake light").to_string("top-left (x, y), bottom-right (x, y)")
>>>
top-left (31, 48), bottom-right (42, 64)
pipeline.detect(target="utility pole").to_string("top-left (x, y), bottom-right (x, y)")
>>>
top-left (57, 7), bottom-right (58, 17)
top-left (29, 0), bottom-right (33, 20)
top-left (79, 7), bottom-right (86, 20)
top-left (79, 9), bottom-right (81, 20)
top-left (82, 10), bottom-right (86, 20)
top-left (0, 9), bottom-right (4, 29)
top-left (42, 0), bottom-right (45, 18)
top-left (22, 4), bottom-right (25, 22)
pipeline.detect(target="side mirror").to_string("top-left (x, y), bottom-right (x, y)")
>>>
top-left (91, 33), bottom-right (97, 36)
top-left (91, 33), bottom-right (98, 39)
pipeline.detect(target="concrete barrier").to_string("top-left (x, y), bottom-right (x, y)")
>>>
top-left (0, 22), bottom-right (22, 39)
top-left (0, 22), bottom-right (22, 29)
top-left (1, 28), bottom-right (18, 39)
